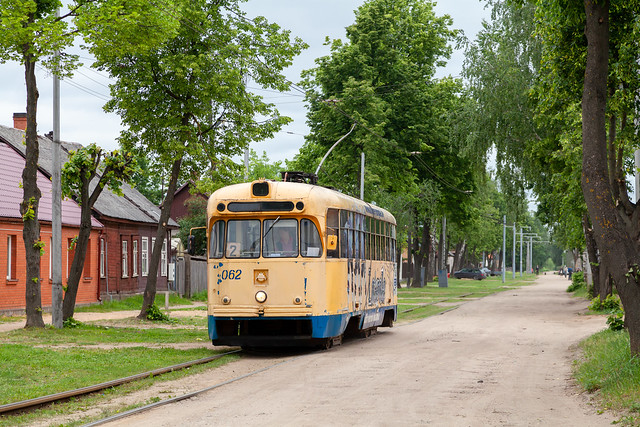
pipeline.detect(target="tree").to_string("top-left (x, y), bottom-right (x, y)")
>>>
top-left (294, 0), bottom-right (461, 202)
top-left (579, 0), bottom-right (640, 354)
top-left (526, 0), bottom-right (640, 353)
top-left (91, 0), bottom-right (306, 319)
top-left (291, 0), bottom-right (478, 286)
top-left (0, 0), bottom-right (78, 327)
top-left (60, 144), bottom-right (137, 320)
top-left (0, 0), bottom-right (179, 327)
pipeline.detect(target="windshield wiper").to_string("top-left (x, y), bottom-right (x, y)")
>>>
top-left (263, 216), bottom-right (281, 239)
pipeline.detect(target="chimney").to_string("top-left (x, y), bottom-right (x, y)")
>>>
top-left (13, 113), bottom-right (27, 131)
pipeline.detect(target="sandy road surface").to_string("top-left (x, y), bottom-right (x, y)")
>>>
top-left (102, 274), bottom-right (615, 427)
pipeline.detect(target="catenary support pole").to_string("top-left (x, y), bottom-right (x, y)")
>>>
top-left (51, 9), bottom-right (63, 328)
top-left (502, 216), bottom-right (506, 284)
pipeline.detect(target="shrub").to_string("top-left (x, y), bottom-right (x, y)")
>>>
top-left (566, 270), bottom-right (585, 293)
top-left (606, 310), bottom-right (625, 331)
top-left (146, 304), bottom-right (173, 322)
top-left (589, 294), bottom-right (621, 313)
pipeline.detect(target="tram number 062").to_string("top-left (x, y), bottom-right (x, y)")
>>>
top-left (220, 269), bottom-right (242, 280)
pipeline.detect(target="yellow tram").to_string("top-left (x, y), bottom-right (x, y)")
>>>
top-left (206, 177), bottom-right (397, 348)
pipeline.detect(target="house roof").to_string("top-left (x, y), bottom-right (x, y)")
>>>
top-left (0, 125), bottom-right (177, 228)
top-left (0, 141), bottom-right (103, 228)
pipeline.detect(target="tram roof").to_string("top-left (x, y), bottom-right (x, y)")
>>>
top-left (208, 180), bottom-right (396, 224)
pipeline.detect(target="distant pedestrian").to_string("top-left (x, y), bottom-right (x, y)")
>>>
top-left (535, 265), bottom-right (539, 275)
top-left (568, 267), bottom-right (573, 280)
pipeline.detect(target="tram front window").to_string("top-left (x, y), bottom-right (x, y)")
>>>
top-left (226, 219), bottom-right (260, 258)
top-left (263, 218), bottom-right (298, 257)
top-left (209, 220), bottom-right (225, 259)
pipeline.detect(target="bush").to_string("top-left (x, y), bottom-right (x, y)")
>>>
top-left (566, 270), bottom-right (585, 293)
top-left (146, 304), bottom-right (173, 322)
top-left (589, 294), bottom-right (621, 313)
top-left (606, 310), bottom-right (625, 331)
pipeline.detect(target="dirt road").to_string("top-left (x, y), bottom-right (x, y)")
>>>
top-left (101, 273), bottom-right (614, 426)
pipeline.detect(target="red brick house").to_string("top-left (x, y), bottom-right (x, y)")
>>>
top-left (0, 120), bottom-right (178, 305)
top-left (170, 182), bottom-right (208, 222)
top-left (0, 131), bottom-right (102, 313)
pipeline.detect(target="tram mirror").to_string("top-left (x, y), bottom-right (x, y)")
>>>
top-left (327, 234), bottom-right (337, 250)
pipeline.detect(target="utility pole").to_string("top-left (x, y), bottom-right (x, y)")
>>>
top-left (502, 215), bottom-right (506, 284)
top-left (360, 152), bottom-right (365, 200)
top-left (512, 221), bottom-right (516, 280)
top-left (243, 148), bottom-right (249, 181)
top-left (51, 6), bottom-right (63, 329)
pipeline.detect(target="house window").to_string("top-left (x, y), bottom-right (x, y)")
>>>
top-left (121, 240), bottom-right (128, 278)
top-left (152, 237), bottom-right (156, 276)
top-left (132, 239), bottom-right (138, 277)
top-left (141, 237), bottom-right (149, 277)
top-left (100, 238), bottom-right (105, 278)
top-left (84, 238), bottom-right (92, 279)
top-left (49, 237), bottom-right (52, 280)
top-left (7, 235), bottom-right (17, 280)
top-left (161, 239), bottom-right (167, 277)
top-left (67, 238), bottom-right (76, 278)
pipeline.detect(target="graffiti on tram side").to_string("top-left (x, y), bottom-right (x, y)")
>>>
top-left (347, 259), bottom-right (388, 308)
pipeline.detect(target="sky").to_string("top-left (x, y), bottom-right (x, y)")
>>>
top-left (0, 0), bottom-right (491, 164)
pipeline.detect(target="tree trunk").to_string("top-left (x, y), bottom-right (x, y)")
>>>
top-left (581, 0), bottom-right (640, 355)
top-left (582, 213), bottom-right (603, 299)
top-left (410, 221), bottom-right (430, 287)
top-left (21, 57), bottom-right (44, 328)
top-left (406, 230), bottom-right (412, 287)
top-left (138, 156), bottom-right (183, 318)
top-left (63, 169), bottom-right (101, 320)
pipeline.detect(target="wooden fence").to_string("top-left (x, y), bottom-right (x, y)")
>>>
top-left (174, 255), bottom-right (207, 297)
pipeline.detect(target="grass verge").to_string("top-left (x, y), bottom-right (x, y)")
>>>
top-left (574, 329), bottom-right (640, 425)
top-left (396, 274), bottom-right (536, 322)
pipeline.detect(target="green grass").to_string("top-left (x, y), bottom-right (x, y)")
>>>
top-left (574, 329), bottom-right (640, 425)
top-left (0, 319), bottom-right (235, 426)
top-left (74, 293), bottom-right (198, 313)
top-left (0, 345), bottom-right (223, 405)
top-left (0, 322), bottom-right (206, 345)
top-left (396, 274), bottom-right (536, 322)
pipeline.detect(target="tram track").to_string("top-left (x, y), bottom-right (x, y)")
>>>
top-left (0, 349), bottom-right (241, 416)
top-left (83, 352), bottom-right (306, 426)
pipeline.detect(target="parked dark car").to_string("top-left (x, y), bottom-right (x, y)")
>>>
top-left (453, 268), bottom-right (486, 280)
top-left (491, 269), bottom-right (502, 276)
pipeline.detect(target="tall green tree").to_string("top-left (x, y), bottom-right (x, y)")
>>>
top-left (578, 0), bottom-right (640, 354)
top-left (291, 0), bottom-right (476, 286)
top-left (92, 0), bottom-right (306, 318)
top-left (0, 0), bottom-right (78, 327)
top-left (294, 0), bottom-right (461, 202)
top-left (61, 144), bottom-right (137, 320)
top-left (0, 0), bottom-right (178, 327)
top-left (527, 0), bottom-right (640, 353)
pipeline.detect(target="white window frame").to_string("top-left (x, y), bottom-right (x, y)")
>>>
top-left (100, 238), bottom-right (105, 278)
top-left (121, 240), bottom-right (128, 278)
top-left (7, 235), bottom-right (16, 280)
top-left (49, 237), bottom-right (52, 279)
top-left (132, 239), bottom-right (138, 277)
top-left (141, 237), bottom-right (149, 277)
top-left (161, 238), bottom-right (167, 277)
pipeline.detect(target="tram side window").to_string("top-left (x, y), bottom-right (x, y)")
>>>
top-left (327, 209), bottom-right (339, 258)
top-left (209, 220), bottom-right (225, 259)
top-left (263, 218), bottom-right (298, 257)
top-left (226, 219), bottom-right (260, 258)
top-left (301, 219), bottom-right (322, 257)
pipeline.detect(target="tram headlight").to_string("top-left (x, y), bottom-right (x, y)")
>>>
top-left (293, 296), bottom-right (302, 305)
top-left (222, 296), bottom-right (231, 305)
top-left (255, 290), bottom-right (268, 304)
